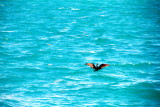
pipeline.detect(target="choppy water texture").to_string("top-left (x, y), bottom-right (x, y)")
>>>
top-left (1, 0), bottom-right (160, 106)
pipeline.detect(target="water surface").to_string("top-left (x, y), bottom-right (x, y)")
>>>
top-left (0, 0), bottom-right (160, 106)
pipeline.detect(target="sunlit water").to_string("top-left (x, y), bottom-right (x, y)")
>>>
top-left (1, 0), bottom-right (160, 106)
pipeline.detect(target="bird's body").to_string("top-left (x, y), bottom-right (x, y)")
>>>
top-left (85, 63), bottom-right (109, 71)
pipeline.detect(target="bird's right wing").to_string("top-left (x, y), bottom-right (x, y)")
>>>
top-left (85, 63), bottom-right (96, 69)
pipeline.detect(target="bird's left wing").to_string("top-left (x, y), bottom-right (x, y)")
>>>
top-left (98, 64), bottom-right (109, 69)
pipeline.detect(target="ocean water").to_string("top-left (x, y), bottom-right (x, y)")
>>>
top-left (0, 0), bottom-right (160, 106)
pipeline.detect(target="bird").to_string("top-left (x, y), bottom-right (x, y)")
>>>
top-left (85, 63), bottom-right (109, 71)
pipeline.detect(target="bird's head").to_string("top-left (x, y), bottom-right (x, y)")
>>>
top-left (96, 64), bottom-right (98, 67)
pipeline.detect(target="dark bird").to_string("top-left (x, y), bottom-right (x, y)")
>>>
top-left (85, 63), bottom-right (109, 71)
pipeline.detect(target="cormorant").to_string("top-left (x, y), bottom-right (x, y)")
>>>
top-left (85, 63), bottom-right (109, 71)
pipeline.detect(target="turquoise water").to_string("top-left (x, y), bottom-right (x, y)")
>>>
top-left (1, 0), bottom-right (160, 106)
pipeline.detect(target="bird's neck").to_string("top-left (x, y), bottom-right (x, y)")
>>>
top-left (96, 64), bottom-right (98, 68)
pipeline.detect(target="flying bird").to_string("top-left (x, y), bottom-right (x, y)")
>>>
top-left (85, 63), bottom-right (109, 71)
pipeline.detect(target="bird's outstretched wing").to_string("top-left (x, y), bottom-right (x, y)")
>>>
top-left (85, 63), bottom-right (96, 69)
top-left (98, 64), bottom-right (109, 69)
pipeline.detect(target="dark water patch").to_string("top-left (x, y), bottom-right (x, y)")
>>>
top-left (68, 69), bottom-right (88, 76)
top-left (0, 102), bottom-right (12, 107)
top-left (90, 74), bottom-right (119, 82)
top-left (114, 34), bottom-right (138, 40)
top-left (112, 63), bottom-right (152, 71)
top-left (129, 82), bottom-right (157, 90)
top-left (0, 99), bottom-right (21, 107)
top-left (128, 82), bottom-right (160, 102)
top-left (0, 75), bottom-right (29, 85)
top-left (51, 67), bottom-right (72, 72)
top-left (126, 81), bottom-right (160, 101)
top-left (139, 89), bottom-right (160, 101)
